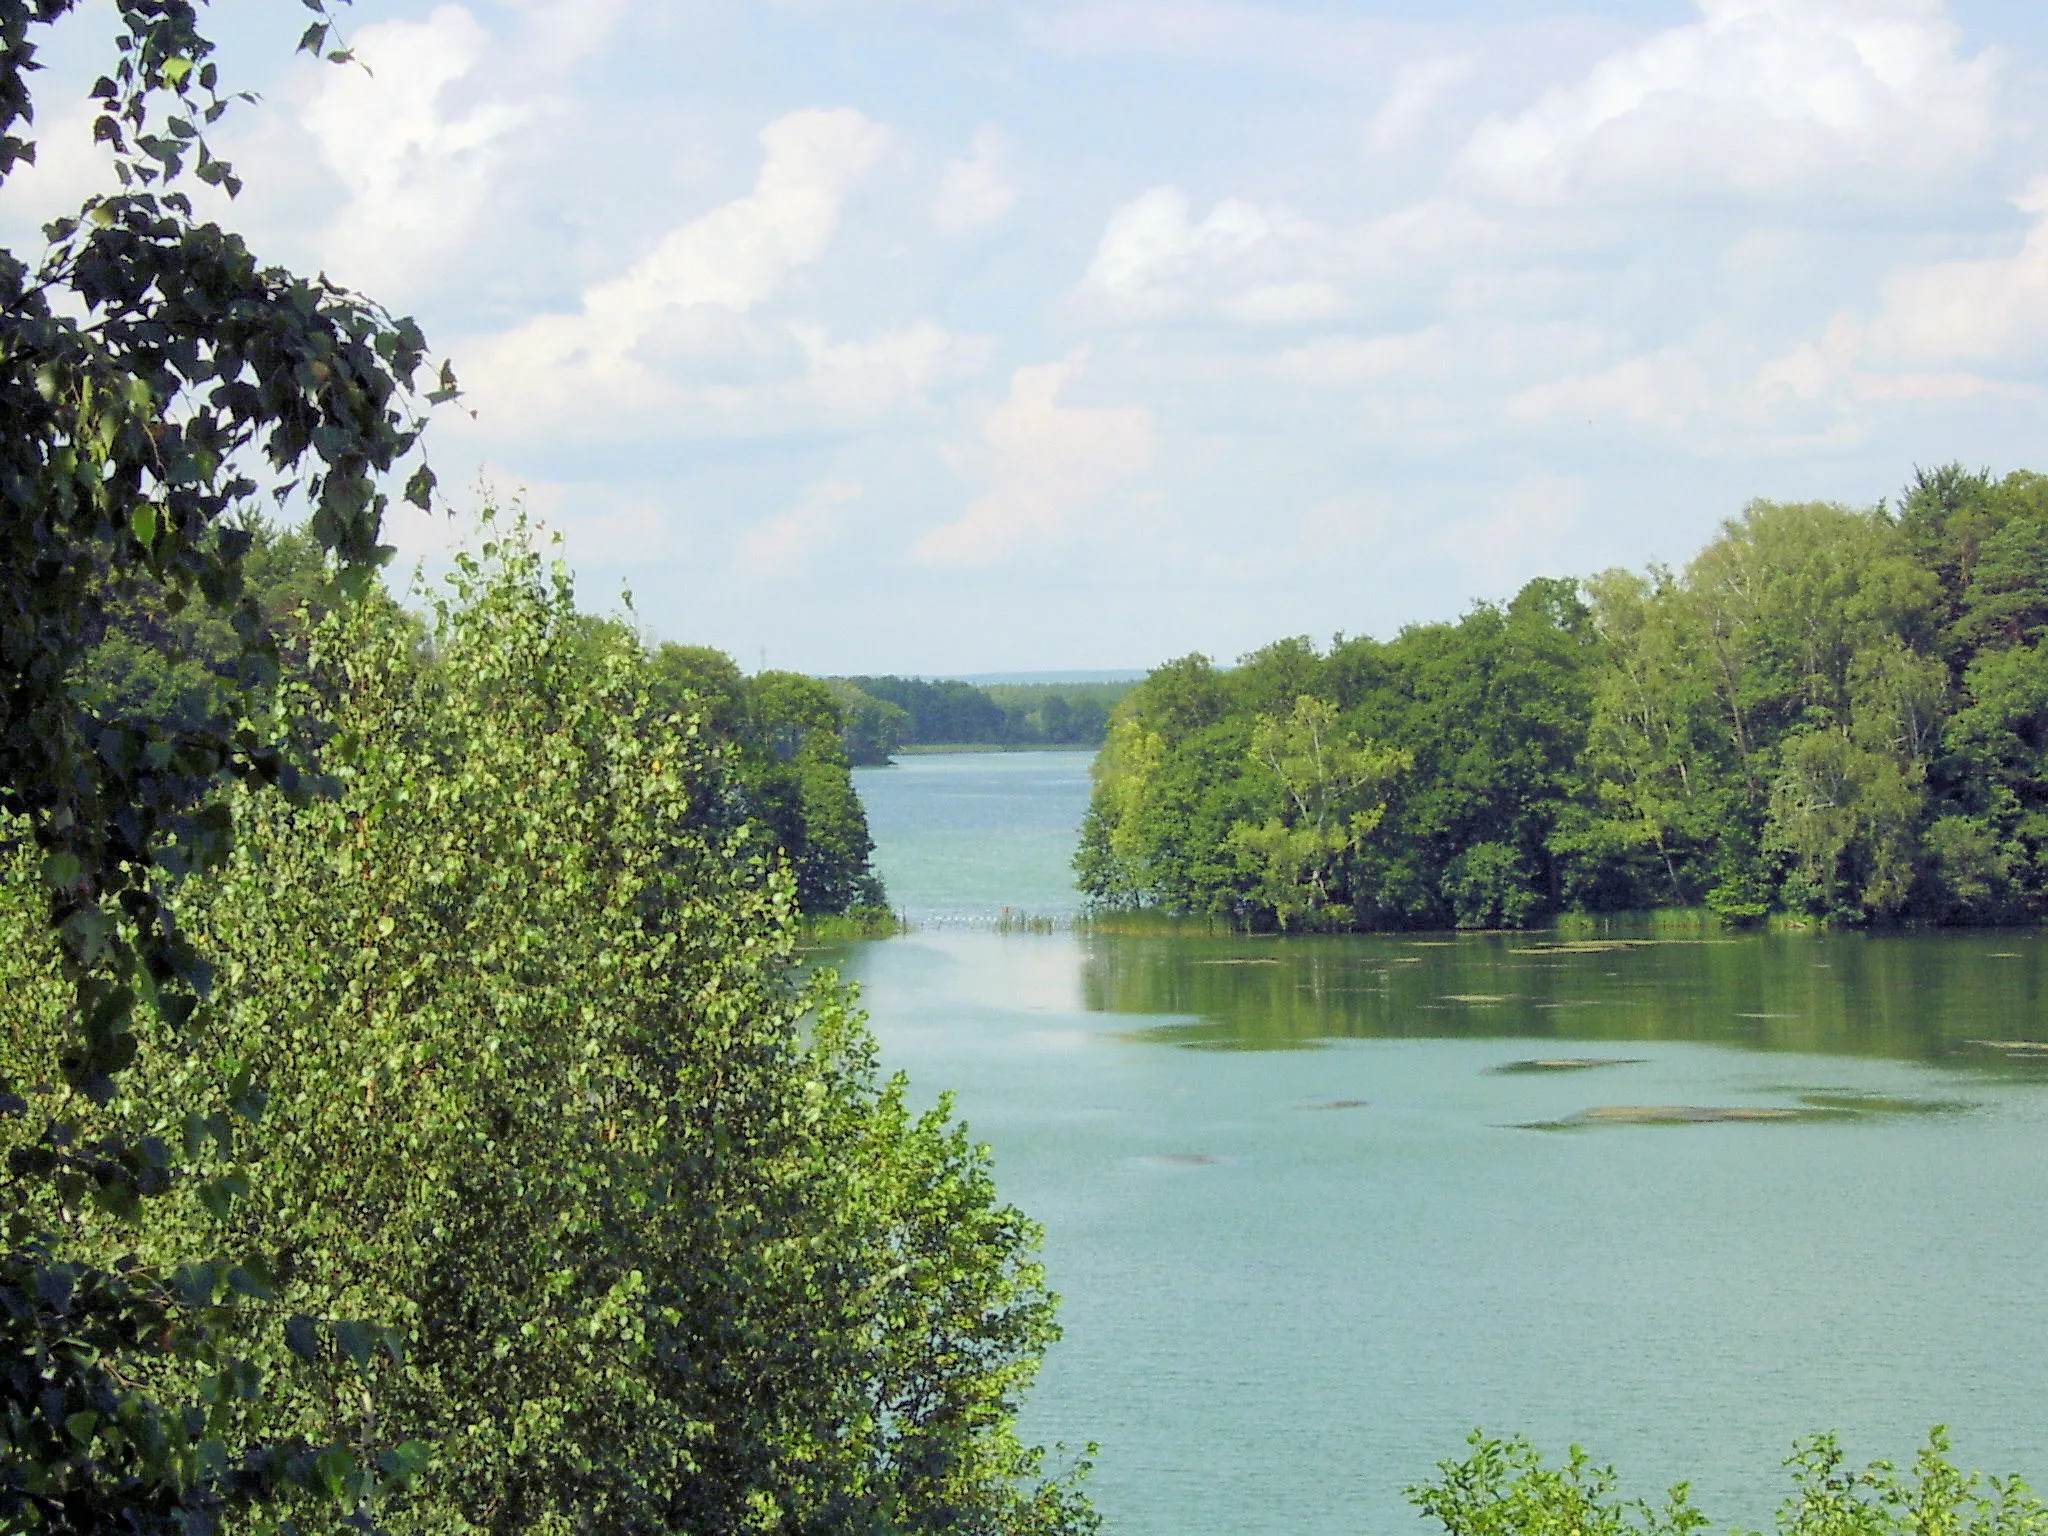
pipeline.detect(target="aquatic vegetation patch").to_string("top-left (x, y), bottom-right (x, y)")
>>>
top-left (1796, 1092), bottom-right (1972, 1116)
top-left (1518, 1104), bottom-right (1848, 1130)
top-left (1136, 1152), bottom-right (1239, 1169)
top-left (1491, 1056), bottom-right (1647, 1074)
top-left (1110, 1022), bottom-right (1328, 1052)
top-left (1517, 1092), bottom-right (1970, 1129)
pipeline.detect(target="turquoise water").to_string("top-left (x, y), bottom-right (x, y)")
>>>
top-left (842, 753), bottom-right (2048, 1536)
top-left (856, 751), bottom-right (1096, 923)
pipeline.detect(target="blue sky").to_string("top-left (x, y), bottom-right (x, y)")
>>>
top-left (8, 0), bottom-right (2048, 673)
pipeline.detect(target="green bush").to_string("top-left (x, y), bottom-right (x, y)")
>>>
top-left (0, 520), bottom-right (1091, 1533)
top-left (1411, 1429), bottom-right (2046, 1536)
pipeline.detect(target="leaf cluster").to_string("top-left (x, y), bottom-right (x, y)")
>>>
top-left (1410, 1428), bottom-right (2048, 1536)
top-left (0, 517), bottom-right (1092, 1534)
top-left (0, 1), bottom-right (454, 1524)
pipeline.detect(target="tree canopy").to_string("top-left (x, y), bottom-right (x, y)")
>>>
top-left (0, 5), bottom-right (1061, 1529)
top-left (1082, 470), bottom-right (2048, 931)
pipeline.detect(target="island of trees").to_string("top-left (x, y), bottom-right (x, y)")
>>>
top-left (1081, 469), bottom-right (2048, 931)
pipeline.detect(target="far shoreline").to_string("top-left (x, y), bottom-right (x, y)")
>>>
top-left (874, 743), bottom-right (1102, 758)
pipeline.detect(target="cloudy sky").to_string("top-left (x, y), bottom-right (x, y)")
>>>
top-left (8, 0), bottom-right (2048, 673)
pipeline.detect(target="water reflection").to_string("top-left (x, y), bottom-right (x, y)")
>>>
top-left (1080, 926), bottom-right (2048, 1066)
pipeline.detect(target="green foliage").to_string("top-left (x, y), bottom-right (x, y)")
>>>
top-left (843, 677), bottom-right (1009, 746)
top-left (1411, 1429), bottom-right (2047, 1536)
top-left (1085, 467), bottom-right (2048, 931)
top-left (0, 519), bottom-right (1092, 1533)
top-left (645, 652), bottom-right (888, 915)
top-left (1081, 584), bottom-right (1598, 930)
top-left (0, 1), bottom-right (451, 1525)
top-left (836, 677), bottom-right (1127, 751)
top-left (826, 678), bottom-right (910, 764)
top-left (1409, 1432), bottom-right (1707, 1536)
top-left (1226, 695), bottom-right (1409, 930)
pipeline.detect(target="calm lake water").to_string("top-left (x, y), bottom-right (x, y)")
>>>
top-left (846, 753), bottom-right (2048, 1536)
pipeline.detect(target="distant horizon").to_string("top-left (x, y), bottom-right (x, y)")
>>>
top-left (830, 668), bottom-right (1146, 687)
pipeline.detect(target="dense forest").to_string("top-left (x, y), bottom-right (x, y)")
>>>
top-left (833, 676), bottom-right (1128, 761)
top-left (84, 525), bottom-right (889, 920)
top-left (2, 519), bottom-right (1087, 1530)
top-left (1081, 468), bottom-right (2048, 931)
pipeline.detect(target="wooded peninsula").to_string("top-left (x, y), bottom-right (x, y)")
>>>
top-left (1081, 468), bottom-right (2048, 932)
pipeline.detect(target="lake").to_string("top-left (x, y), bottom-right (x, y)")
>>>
top-left (846, 752), bottom-right (2048, 1536)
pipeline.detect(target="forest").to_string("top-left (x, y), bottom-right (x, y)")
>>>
top-left (833, 676), bottom-right (1127, 761)
top-left (3, 516), bottom-right (1085, 1530)
top-left (1080, 468), bottom-right (2048, 931)
top-left (85, 526), bottom-right (890, 921)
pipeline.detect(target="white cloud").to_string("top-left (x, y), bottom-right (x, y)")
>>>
top-left (498, 0), bottom-right (632, 70)
top-left (1274, 328), bottom-right (1457, 388)
top-left (1507, 349), bottom-right (1716, 432)
top-left (458, 108), bottom-right (986, 441)
top-left (586, 108), bottom-right (891, 320)
top-left (740, 478), bottom-right (862, 574)
top-left (294, 6), bottom-right (537, 297)
top-left (1026, 0), bottom-right (1391, 76)
top-left (1458, 0), bottom-right (1998, 204)
top-left (1364, 55), bottom-right (1476, 156)
top-left (915, 351), bottom-right (1153, 566)
top-left (0, 99), bottom-right (112, 237)
top-left (1440, 476), bottom-right (1587, 584)
top-left (1080, 185), bottom-right (1331, 321)
top-left (1863, 176), bottom-right (2048, 368)
top-left (1085, 186), bottom-right (1274, 294)
top-left (1303, 492), bottom-right (1397, 555)
top-left (933, 126), bottom-right (1019, 237)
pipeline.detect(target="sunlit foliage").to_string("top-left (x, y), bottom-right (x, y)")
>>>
top-left (1082, 470), bottom-right (2048, 929)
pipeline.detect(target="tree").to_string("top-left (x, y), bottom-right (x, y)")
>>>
top-left (0, 521), bottom-right (1094, 1533)
top-left (826, 679), bottom-right (909, 764)
top-left (645, 653), bottom-right (889, 914)
top-left (0, 1), bottom-right (452, 1523)
top-left (1229, 695), bottom-right (1408, 929)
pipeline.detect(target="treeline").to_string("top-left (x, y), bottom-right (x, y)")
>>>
top-left (831, 676), bottom-right (1128, 762)
top-left (85, 525), bottom-right (889, 918)
top-left (9, 518), bottom-right (1090, 1530)
top-left (1081, 466), bottom-right (2048, 930)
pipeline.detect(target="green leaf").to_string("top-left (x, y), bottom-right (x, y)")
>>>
top-left (226, 1263), bottom-right (276, 1302)
top-left (378, 1439), bottom-right (434, 1487)
top-left (333, 1319), bottom-right (376, 1368)
top-left (284, 1313), bottom-right (323, 1363)
top-left (403, 463), bottom-right (436, 510)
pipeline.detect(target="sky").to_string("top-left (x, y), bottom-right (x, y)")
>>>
top-left (6, 0), bottom-right (2048, 674)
